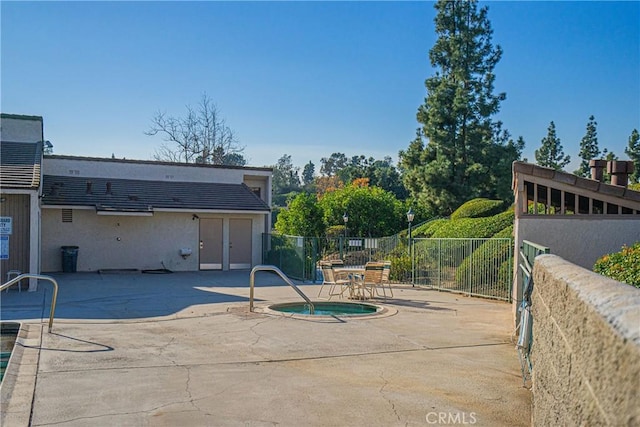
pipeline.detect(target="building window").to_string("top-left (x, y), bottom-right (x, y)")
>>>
top-left (251, 187), bottom-right (261, 198)
top-left (62, 209), bottom-right (73, 223)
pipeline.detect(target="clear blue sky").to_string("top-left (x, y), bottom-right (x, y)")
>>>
top-left (2, 1), bottom-right (639, 173)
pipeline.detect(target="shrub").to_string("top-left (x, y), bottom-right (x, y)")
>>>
top-left (451, 198), bottom-right (505, 220)
top-left (412, 218), bottom-right (448, 238)
top-left (491, 224), bottom-right (514, 239)
top-left (387, 251), bottom-right (412, 283)
top-left (431, 210), bottom-right (514, 239)
top-left (325, 225), bottom-right (345, 239)
top-left (455, 225), bottom-right (514, 296)
top-left (593, 242), bottom-right (640, 288)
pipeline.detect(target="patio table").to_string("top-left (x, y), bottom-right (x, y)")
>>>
top-left (333, 268), bottom-right (366, 299)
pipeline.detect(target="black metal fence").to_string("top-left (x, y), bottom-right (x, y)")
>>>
top-left (261, 234), bottom-right (405, 282)
top-left (262, 233), bottom-right (514, 301)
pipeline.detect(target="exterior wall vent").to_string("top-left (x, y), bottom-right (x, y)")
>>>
top-left (62, 209), bottom-right (73, 223)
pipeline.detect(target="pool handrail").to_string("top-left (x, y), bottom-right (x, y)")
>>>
top-left (249, 265), bottom-right (314, 314)
top-left (0, 274), bottom-right (59, 333)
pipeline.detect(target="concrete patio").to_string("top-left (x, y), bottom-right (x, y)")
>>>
top-left (1, 271), bottom-right (531, 426)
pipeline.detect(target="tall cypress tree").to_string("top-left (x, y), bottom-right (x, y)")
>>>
top-left (535, 121), bottom-right (570, 170)
top-left (575, 115), bottom-right (600, 177)
top-left (626, 129), bottom-right (640, 184)
top-left (399, 0), bottom-right (519, 215)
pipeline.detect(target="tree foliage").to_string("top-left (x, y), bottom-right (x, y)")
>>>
top-left (315, 175), bottom-right (344, 199)
top-left (535, 121), bottom-right (570, 170)
top-left (274, 183), bottom-right (413, 238)
top-left (272, 154), bottom-right (301, 195)
top-left (399, 0), bottom-right (520, 216)
top-left (626, 129), bottom-right (640, 184)
top-left (301, 161), bottom-right (315, 187)
top-left (601, 148), bottom-right (619, 183)
top-left (146, 93), bottom-right (246, 166)
top-left (274, 192), bottom-right (325, 237)
top-left (575, 115), bottom-right (600, 177)
top-left (329, 154), bottom-right (407, 199)
top-left (318, 184), bottom-right (406, 238)
top-left (320, 153), bottom-right (349, 176)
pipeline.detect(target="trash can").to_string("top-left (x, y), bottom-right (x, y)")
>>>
top-left (61, 246), bottom-right (79, 272)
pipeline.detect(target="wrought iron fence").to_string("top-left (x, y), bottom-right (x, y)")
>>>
top-left (412, 238), bottom-right (513, 301)
top-left (261, 234), bottom-right (317, 281)
top-left (262, 233), bottom-right (513, 301)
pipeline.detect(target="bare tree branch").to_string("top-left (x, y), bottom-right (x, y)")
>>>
top-left (145, 93), bottom-right (246, 165)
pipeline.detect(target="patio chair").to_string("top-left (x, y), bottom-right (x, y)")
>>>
top-left (379, 261), bottom-right (393, 298)
top-left (5, 270), bottom-right (23, 293)
top-left (352, 261), bottom-right (385, 299)
top-left (318, 261), bottom-right (352, 299)
top-left (330, 259), bottom-right (344, 267)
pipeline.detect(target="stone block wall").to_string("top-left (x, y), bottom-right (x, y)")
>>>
top-left (531, 255), bottom-right (640, 426)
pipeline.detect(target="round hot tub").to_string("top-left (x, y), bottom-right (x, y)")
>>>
top-left (264, 301), bottom-right (395, 319)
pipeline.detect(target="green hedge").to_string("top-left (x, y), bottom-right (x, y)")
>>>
top-left (451, 198), bottom-right (506, 220)
top-left (593, 242), bottom-right (640, 288)
top-left (412, 218), bottom-right (448, 238)
top-left (431, 210), bottom-right (514, 239)
top-left (455, 225), bottom-right (514, 295)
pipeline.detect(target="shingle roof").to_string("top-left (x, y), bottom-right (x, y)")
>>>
top-left (0, 141), bottom-right (43, 189)
top-left (42, 175), bottom-right (271, 213)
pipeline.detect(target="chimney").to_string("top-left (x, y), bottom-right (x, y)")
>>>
top-left (589, 159), bottom-right (607, 182)
top-left (106, 181), bottom-right (112, 195)
top-left (86, 181), bottom-right (93, 194)
top-left (607, 160), bottom-right (634, 187)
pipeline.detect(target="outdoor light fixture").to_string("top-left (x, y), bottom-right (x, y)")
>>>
top-left (407, 207), bottom-right (415, 286)
top-left (341, 211), bottom-right (349, 260)
top-left (407, 207), bottom-right (415, 244)
top-left (406, 207), bottom-right (415, 224)
top-left (343, 212), bottom-right (349, 240)
top-left (406, 207), bottom-right (414, 251)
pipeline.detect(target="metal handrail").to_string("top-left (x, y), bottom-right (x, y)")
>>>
top-left (0, 274), bottom-right (59, 333)
top-left (249, 265), bottom-right (314, 314)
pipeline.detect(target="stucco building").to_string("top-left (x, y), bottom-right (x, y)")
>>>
top-left (512, 160), bottom-right (640, 309)
top-left (0, 114), bottom-right (44, 280)
top-left (1, 113), bottom-right (272, 275)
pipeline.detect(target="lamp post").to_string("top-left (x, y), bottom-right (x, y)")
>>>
top-left (343, 212), bottom-right (349, 239)
top-left (406, 208), bottom-right (414, 249)
top-left (407, 207), bottom-right (415, 286)
top-left (342, 212), bottom-right (349, 260)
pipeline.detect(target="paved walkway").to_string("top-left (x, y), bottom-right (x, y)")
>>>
top-left (1, 271), bottom-right (531, 426)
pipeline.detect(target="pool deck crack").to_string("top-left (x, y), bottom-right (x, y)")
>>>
top-left (36, 341), bottom-right (511, 375)
top-left (379, 369), bottom-right (405, 424)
